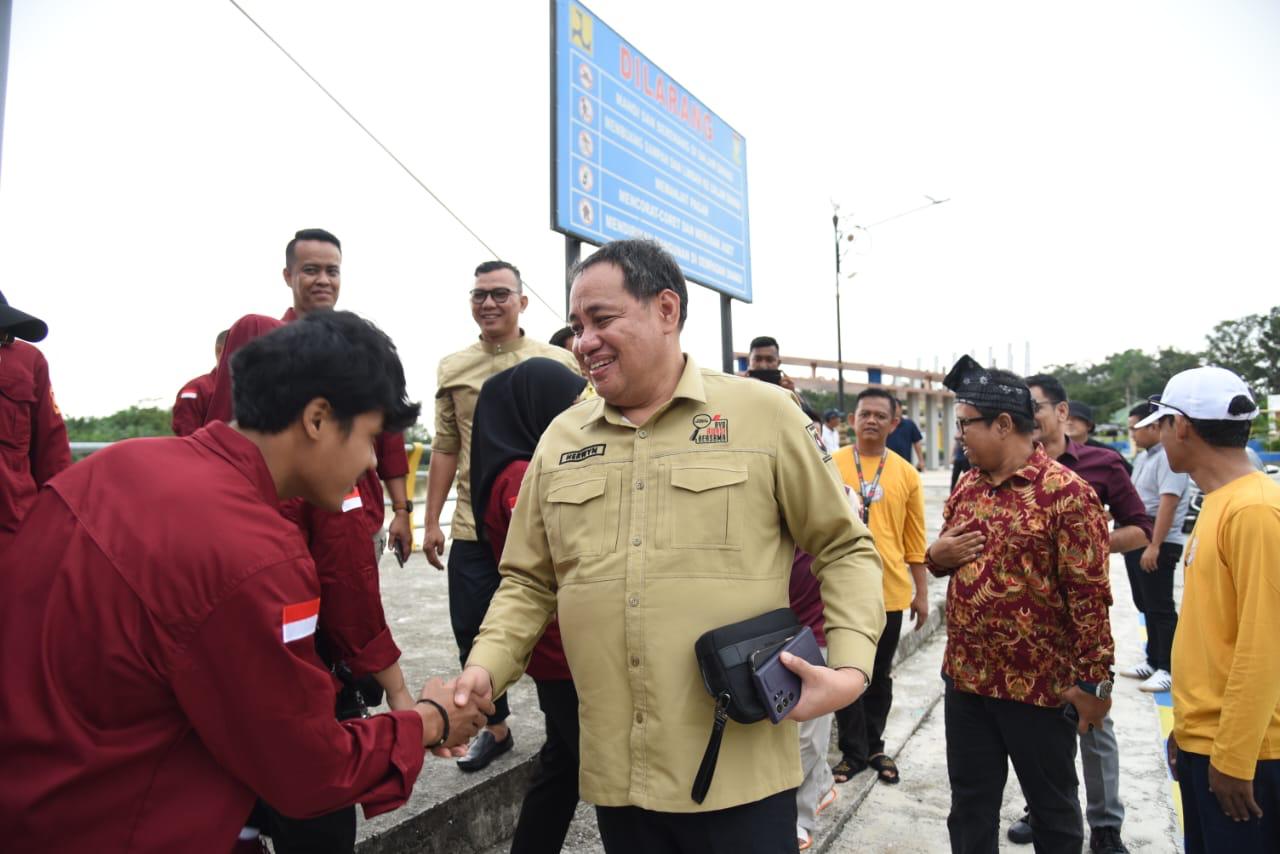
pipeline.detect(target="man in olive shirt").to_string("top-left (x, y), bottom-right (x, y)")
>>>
top-left (453, 240), bottom-right (885, 852)
top-left (423, 260), bottom-right (579, 770)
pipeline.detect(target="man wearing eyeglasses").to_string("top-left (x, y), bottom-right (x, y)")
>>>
top-left (1010, 375), bottom-right (1151, 854)
top-left (424, 260), bottom-right (580, 772)
top-left (927, 357), bottom-right (1114, 854)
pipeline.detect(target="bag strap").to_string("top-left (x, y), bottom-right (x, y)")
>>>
top-left (691, 692), bottom-right (732, 804)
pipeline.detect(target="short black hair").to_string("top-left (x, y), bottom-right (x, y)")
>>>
top-left (1184, 417), bottom-right (1251, 448)
top-left (231, 310), bottom-right (420, 435)
top-left (215, 329), bottom-right (229, 348)
top-left (285, 228), bottom-right (341, 269)
top-left (1130, 401), bottom-right (1156, 419)
top-left (549, 326), bottom-right (574, 348)
top-left (474, 260), bottom-right (523, 290)
top-left (749, 336), bottom-right (779, 352)
top-left (572, 239), bottom-right (688, 329)
top-left (974, 369), bottom-right (1036, 434)
top-left (855, 388), bottom-right (896, 410)
top-left (1025, 373), bottom-right (1067, 406)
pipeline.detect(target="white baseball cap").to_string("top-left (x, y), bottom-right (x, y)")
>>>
top-left (1134, 366), bottom-right (1259, 428)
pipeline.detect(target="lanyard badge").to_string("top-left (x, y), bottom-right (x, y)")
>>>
top-left (853, 447), bottom-right (888, 526)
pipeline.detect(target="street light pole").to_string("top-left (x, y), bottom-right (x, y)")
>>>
top-left (832, 213), bottom-right (846, 411)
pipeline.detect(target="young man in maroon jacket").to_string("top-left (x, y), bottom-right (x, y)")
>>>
top-left (171, 329), bottom-right (227, 437)
top-left (0, 290), bottom-right (71, 555)
top-left (0, 311), bottom-right (491, 853)
top-left (206, 229), bottom-right (419, 852)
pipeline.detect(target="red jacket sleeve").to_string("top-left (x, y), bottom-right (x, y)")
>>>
top-left (171, 375), bottom-right (210, 438)
top-left (30, 349), bottom-right (71, 486)
top-left (302, 503), bottom-right (401, 677)
top-left (375, 432), bottom-right (409, 481)
top-left (168, 558), bottom-right (423, 820)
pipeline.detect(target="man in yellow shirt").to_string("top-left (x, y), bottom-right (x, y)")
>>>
top-left (830, 388), bottom-right (929, 786)
top-left (1137, 367), bottom-right (1280, 852)
top-left (452, 239), bottom-right (886, 852)
top-left (422, 260), bottom-right (579, 771)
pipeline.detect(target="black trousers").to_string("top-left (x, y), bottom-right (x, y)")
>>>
top-left (596, 787), bottom-right (799, 854)
top-left (944, 684), bottom-right (1082, 854)
top-left (836, 610), bottom-right (903, 763)
top-left (1122, 543), bottom-right (1181, 673)
top-left (511, 679), bottom-right (582, 854)
top-left (1179, 749), bottom-right (1280, 853)
top-left (447, 537), bottom-right (509, 725)
top-left (254, 804), bottom-right (355, 854)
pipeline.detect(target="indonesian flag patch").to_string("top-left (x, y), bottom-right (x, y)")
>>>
top-left (341, 488), bottom-right (362, 513)
top-left (282, 598), bottom-right (320, 643)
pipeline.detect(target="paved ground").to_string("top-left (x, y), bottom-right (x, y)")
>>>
top-left (340, 468), bottom-right (1181, 853)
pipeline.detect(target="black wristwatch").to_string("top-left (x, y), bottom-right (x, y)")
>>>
top-left (393, 500), bottom-right (414, 515)
top-left (1076, 678), bottom-right (1113, 701)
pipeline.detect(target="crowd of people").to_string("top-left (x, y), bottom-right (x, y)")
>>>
top-left (0, 235), bottom-right (1277, 854)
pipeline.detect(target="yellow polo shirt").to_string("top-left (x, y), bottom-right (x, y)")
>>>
top-left (433, 332), bottom-right (580, 540)
top-left (1173, 471), bottom-right (1280, 780)
top-left (832, 445), bottom-right (926, 611)
top-left (468, 356), bottom-right (885, 812)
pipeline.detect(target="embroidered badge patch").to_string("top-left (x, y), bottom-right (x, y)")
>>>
top-left (805, 423), bottom-right (832, 462)
top-left (690, 413), bottom-right (729, 444)
top-left (560, 443), bottom-right (606, 465)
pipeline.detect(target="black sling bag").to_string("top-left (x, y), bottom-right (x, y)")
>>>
top-left (690, 608), bottom-right (801, 804)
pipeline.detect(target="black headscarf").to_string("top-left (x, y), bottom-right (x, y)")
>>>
top-left (942, 354), bottom-right (1034, 419)
top-left (470, 357), bottom-right (588, 541)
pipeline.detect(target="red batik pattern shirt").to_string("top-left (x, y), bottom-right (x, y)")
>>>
top-left (929, 445), bottom-right (1114, 707)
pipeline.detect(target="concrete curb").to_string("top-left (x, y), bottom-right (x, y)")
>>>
top-left (814, 593), bottom-right (948, 853)
top-left (357, 756), bottom-right (538, 854)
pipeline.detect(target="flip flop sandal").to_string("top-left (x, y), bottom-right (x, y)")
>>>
top-left (816, 785), bottom-right (838, 816)
top-left (797, 825), bottom-right (813, 851)
top-left (868, 754), bottom-right (900, 785)
top-left (832, 757), bottom-right (865, 784)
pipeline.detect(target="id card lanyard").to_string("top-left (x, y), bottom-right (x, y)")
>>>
top-left (853, 447), bottom-right (888, 525)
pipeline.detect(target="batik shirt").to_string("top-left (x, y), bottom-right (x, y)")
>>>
top-left (929, 445), bottom-right (1114, 706)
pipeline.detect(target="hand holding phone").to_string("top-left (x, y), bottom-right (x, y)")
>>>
top-left (751, 626), bottom-right (824, 724)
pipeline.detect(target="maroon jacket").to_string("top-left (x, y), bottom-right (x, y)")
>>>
top-left (203, 311), bottom-right (409, 676)
top-left (171, 369), bottom-right (216, 437)
top-left (0, 423), bottom-right (424, 852)
top-left (484, 459), bottom-right (571, 681)
top-left (0, 339), bottom-right (71, 554)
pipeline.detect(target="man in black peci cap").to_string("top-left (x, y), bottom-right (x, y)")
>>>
top-left (1067, 400), bottom-right (1132, 475)
top-left (0, 290), bottom-right (71, 555)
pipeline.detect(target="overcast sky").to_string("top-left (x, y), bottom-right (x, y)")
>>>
top-left (2, 0), bottom-right (1277, 418)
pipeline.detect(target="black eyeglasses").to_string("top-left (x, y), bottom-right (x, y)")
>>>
top-left (955, 416), bottom-right (989, 433)
top-left (470, 287), bottom-right (517, 305)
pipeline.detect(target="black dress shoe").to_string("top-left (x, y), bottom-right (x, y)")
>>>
top-left (456, 729), bottom-right (514, 772)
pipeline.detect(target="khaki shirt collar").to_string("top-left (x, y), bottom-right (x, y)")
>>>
top-left (478, 329), bottom-right (529, 355)
top-left (587, 353), bottom-right (707, 428)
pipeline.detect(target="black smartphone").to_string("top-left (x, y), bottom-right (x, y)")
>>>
top-left (746, 368), bottom-right (782, 385)
top-left (751, 626), bottom-right (824, 724)
top-left (393, 538), bottom-right (408, 568)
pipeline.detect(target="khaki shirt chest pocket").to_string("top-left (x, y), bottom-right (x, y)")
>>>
top-left (0, 378), bottom-right (35, 454)
top-left (545, 469), bottom-right (620, 561)
top-left (661, 460), bottom-right (748, 550)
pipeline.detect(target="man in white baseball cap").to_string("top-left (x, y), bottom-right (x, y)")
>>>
top-left (1147, 366), bottom-right (1280, 852)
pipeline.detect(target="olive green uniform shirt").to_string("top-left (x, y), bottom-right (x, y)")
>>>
top-left (433, 332), bottom-right (581, 541)
top-left (468, 356), bottom-right (885, 812)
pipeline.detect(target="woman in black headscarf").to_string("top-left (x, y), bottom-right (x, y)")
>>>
top-left (469, 356), bottom-right (587, 854)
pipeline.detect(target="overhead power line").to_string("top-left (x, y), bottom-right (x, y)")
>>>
top-left (225, 0), bottom-right (562, 319)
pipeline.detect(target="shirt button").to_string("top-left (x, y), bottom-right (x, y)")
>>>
top-left (635, 480), bottom-right (644, 490)
top-left (630, 655), bottom-right (640, 667)
top-left (638, 430), bottom-right (648, 439)
top-left (631, 536), bottom-right (642, 546)
top-left (635, 711), bottom-right (644, 724)
top-left (628, 595), bottom-right (639, 607)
